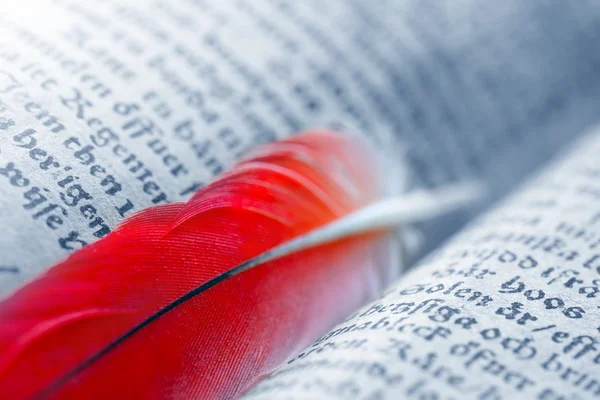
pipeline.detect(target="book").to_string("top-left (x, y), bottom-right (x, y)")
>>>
top-left (0, 1), bottom-right (599, 398)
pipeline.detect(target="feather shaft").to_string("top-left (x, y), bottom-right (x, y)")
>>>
top-left (36, 181), bottom-right (483, 398)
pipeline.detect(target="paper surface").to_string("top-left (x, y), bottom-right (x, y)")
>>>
top-left (1, 1), bottom-right (600, 297)
top-left (245, 129), bottom-right (600, 399)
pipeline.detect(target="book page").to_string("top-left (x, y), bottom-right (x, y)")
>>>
top-left (1, 0), bottom-right (600, 297)
top-left (245, 128), bottom-right (600, 400)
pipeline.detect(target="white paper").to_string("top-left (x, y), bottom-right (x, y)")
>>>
top-left (1, 0), bottom-right (600, 300)
top-left (245, 129), bottom-right (600, 399)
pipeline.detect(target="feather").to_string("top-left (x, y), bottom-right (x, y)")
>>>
top-left (0, 130), bottom-right (482, 400)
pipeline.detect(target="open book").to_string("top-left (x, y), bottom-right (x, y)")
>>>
top-left (1, 1), bottom-right (600, 399)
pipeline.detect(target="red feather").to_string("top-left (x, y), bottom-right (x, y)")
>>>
top-left (0, 130), bottom-right (395, 399)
